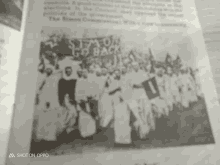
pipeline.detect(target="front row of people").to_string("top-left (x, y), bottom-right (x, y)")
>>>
top-left (34, 63), bottom-right (202, 146)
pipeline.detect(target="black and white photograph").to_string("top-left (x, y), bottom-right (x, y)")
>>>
top-left (0, 0), bottom-right (24, 31)
top-left (29, 27), bottom-right (215, 156)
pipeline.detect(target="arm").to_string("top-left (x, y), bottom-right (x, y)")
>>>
top-left (109, 87), bottom-right (121, 95)
top-left (133, 83), bottom-right (143, 89)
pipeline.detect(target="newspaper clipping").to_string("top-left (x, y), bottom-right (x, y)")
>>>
top-left (29, 26), bottom-right (215, 156)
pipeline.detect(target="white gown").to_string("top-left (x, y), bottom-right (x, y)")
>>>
top-left (170, 75), bottom-right (181, 104)
top-left (128, 71), bottom-right (150, 138)
top-left (79, 110), bottom-right (96, 138)
top-left (75, 78), bottom-right (88, 102)
top-left (138, 72), bottom-right (155, 137)
top-left (95, 75), bottom-right (105, 118)
top-left (121, 73), bottom-right (133, 102)
top-left (37, 72), bottom-right (62, 111)
top-left (163, 75), bottom-right (174, 111)
top-left (110, 78), bottom-right (121, 107)
top-left (100, 76), bottom-right (114, 128)
top-left (155, 76), bottom-right (169, 116)
top-left (36, 109), bottom-right (57, 141)
top-left (87, 73), bottom-right (99, 98)
top-left (36, 107), bottom-right (67, 141)
top-left (36, 72), bottom-right (68, 141)
top-left (187, 75), bottom-right (198, 102)
top-left (180, 74), bottom-right (190, 108)
top-left (194, 73), bottom-right (203, 97)
top-left (114, 101), bottom-right (131, 144)
top-left (132, 70), bottom-right (146, 101)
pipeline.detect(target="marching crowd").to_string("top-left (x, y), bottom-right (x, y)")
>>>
top-left (33, 52), bottom-right (203, 145)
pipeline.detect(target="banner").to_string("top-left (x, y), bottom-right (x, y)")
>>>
top-left (69, 35), bottom-right (121, 59)
top-left (142, 77), bottom-right (160, 100)
top-left (41, 35), bottom-right (121, 70)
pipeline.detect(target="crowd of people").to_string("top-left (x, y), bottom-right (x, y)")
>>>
top-left (33, 50), bottom-right (203, 145)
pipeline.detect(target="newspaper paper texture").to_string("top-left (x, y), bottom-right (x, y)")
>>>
top-left (6, 0), bottom-right (220, 165)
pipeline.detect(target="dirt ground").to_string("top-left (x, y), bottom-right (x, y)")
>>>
top-left (30, 96), bottom-right (215, 156)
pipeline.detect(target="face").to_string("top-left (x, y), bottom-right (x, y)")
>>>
top-left (134, 65), bottom-right (139, 72)
top-left (82, 70), bottom-right (88, 78)
top-left (121, 68), bottom-right (127, 75)
top-left (96, 71), bottom-right (101, 77)
top-left (114, 71), bottom-right (120, 80)
top-left (167, 67), bottom-right (172, 75)
top-left (102, 69), bottom-right (107, 76)
top-left (65, 67), bottom-right (72, 77)
top-left (109, 69), bottom-right (114, 75)
top-left (46, 68), bottom-right (52, 77)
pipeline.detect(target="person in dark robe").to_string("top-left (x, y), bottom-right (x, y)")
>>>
top-left (57, 65), bottom-right (82, 144)
top-left (58, 66), bottom-right (78, 108)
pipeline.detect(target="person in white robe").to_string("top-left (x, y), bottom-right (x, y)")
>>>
top-left (96, 66), bottom-right (112, 128)
top-left (187, 77), bottom-right (198, 103)
top-left (170, 74), bottom-right (181, 106)
top-left (176, 73), bottom-right (186, 107)
top-left (97, 68), bottom-right (108, 119)
top-left (35, 67), bottom-right (51, 104)
top-left (114, 101), bottom-right (131, 144)
top-left (179, 73), bottom-right (190, 108)
top-left (193, 69), bottom-right (201, 95)
top-left (154, 74), bottom-right (169, 117)
top-left (36, 70), bottom-right (69, 141)
top-left (36, 107), bottom-right (58, 141)
top-left (122, 67), bottom-right (147, 140)
top-left (75, 70), bottom-right (96, 138)
top-left (99, 73), bottom-right (115, 128)
top-left (132, 67), bottom-right (154, 139)
top-left (130, 67), bottom-right (159, 137)
top-left (110, 70), bottom-right (132, 144)
top-left (35, 61), bottom-right (57, 116)
top-left (163, 73), bottom-right (174, 111)
top-left (143, 71), bottom-right (159, 129)
top-left (36, 100), bottom-right (68, 141)
top-left (158, 69), bottom-right (170, 115)
top-left (113, 67), bottom-right (132, 144)
top-left (188, 72), bottom-right (199, 102)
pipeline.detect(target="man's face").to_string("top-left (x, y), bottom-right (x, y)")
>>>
top-left (82, 70), bottom-right (88, 78)
top-left (134, 65), bottom-right (139, 72)
top-left (65, 67), bottom-right (72, 77)
top-left (46, 68), bottom-right (52, 77)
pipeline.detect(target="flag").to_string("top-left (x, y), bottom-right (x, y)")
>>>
top-left (149, 48), bottom-right (156, 73)
top-left (165, 53), bottom-right (173, 67)
top-left (173, 55), bottom-right (182, 74)
top-left (142, 77), bottom-right (160, 100)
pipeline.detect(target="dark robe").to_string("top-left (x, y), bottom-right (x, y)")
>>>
top-left (58, 78), bottom-right (77, 107)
